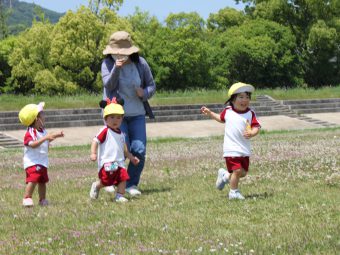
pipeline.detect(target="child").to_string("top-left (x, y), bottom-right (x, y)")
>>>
top-left (90, 98), bottom-right (139, 203)
top-left (201, 82), bottom-right (261, 200)
top-left (18, 102), bottom-right (64, 207)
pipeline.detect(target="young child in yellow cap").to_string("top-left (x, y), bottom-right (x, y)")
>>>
top-left (90, 98), bottom-right (139, 203)
top-left (18, 102), bottom-right (64, 207)
top-left (201, 82), bottom-right (261, 200)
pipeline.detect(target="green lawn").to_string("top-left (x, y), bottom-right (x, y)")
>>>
top-left (1, 128), bottom-right (339, 254)
top-left (0, 86), bottom-right (339, 111)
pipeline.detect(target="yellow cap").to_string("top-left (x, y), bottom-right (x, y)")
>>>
top-left (228, 82), bottom-right (255, 98)
top-left (103, 103), bottom-right (124, 117)
top-left (18, 102), bottom-right (45, 126)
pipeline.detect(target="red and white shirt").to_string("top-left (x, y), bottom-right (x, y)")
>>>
top-left (93, 126), bottom-right (126, 171)
top-left (220, 106), bottom-right (261, 157)
top-left (23, 127), bottom-right (49, 169)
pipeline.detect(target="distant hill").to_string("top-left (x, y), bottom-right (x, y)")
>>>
top-left (3, 0), bottom-right (63, 34)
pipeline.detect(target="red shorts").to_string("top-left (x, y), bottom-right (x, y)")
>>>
top-left (25, 165), bottom-right (49, 184)
top-left (225, 157), bottom-right (249, 173)
top-left (98, 167), bottom-right (129, 186)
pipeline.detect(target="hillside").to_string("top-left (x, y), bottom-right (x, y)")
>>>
top-left (2, 0), bottom-right (63, 34)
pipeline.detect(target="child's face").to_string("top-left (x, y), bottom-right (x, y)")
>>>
top-left (33, 112), bottom-right (45, 129)
top-left (105, 114), bottom-right (123, 130)
top-left (232, 92), bottom-right (250, 111)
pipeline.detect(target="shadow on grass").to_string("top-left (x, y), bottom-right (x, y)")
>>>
top-left (141, 187), bottom-right (172, 195)
top-left (245, 192), bottom-right (273, 200)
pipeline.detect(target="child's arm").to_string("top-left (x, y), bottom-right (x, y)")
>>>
top-left (124, 144), bottom-right (140, 166)
top-left (243, 127), bottom-right (260, 139)
top-left (200, 106), bottom-right (224, 123)
top-left (29, 131), bottom-right (64, 148)
top-left (90, 140), bottom-right (98, 161)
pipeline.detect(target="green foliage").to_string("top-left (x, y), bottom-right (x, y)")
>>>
top-left (304, 20), bottom-right (338, 86)
top-left (0, 35), bottom-right (16, 88)
top-left (6, 21), bottom-right (53, 93)
top-left (212, 19), bottom-right (303, 88)
top-left (207, 7), bottom-right (246, 32)
top-left (50, 7), bottom-right (105, 93)
top-left (1, 1), bottom-right (340, 95)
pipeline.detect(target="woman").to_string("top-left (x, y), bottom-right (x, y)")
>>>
top-left (101, 31), bottom-right (156, 196)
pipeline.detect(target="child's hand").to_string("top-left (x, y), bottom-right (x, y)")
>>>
top-left (130, 156), bottom-right (140, 166)
top-left (200, 106), bottom-right (210, 115)
top-left (90, 153), bottom-right (97, 161)
top-left (243, 129), bottom-right (253, 139)
top-left (52, 131), bottom-right (64, 139)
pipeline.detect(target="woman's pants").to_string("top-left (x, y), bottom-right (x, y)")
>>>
top-left (120, 115), bottom-right (146, 188)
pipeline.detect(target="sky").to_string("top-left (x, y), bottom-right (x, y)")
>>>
top-left (21, 0), bottom-right (245, 21)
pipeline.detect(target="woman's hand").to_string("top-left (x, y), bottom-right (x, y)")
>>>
top-left (135, 87), bottom-right (144, 98)
top-left (115, 58), bottom-right (127, 68)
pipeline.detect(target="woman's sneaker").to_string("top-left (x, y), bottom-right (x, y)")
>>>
top-left (229, 190), bottom-right (245, 200)
top-left (39, 199), bottom-right (49, 206)
top-left (216, 168), bottom-right (229, 190)
top-left (126, 186), bottom-right (141, 196)
top-left (23, 198), bottom-right (34, 207)
top-left (90, 182), bottom-right (100, 199)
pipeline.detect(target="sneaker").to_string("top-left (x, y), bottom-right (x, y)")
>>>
top-left (216, 168), bottom-right (229, 190)
top-left (90, 182), bottom-right (100, 199)
top-left (229, 190), bottom-right (245, 200)
top-left (39, 199), bottom-right (49, 206)
top-left (23, 198), bottom-right (34, 207)
top-left (104, 186), bottom-right (115, 193)
top-left (126, 186), bottom-right (141, 196)
top-left (115, 196), bottom-right (128, 203)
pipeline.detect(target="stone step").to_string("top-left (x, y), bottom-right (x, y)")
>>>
top-left (283, 98), bottom-right (340, 105)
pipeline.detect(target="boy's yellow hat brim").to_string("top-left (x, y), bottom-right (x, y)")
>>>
top-left (228, 82), bottom-right (255, 98)
top-left (18, 102), bottom-right (45, 126)
top-left (103, 103), bottom-right (124, 117)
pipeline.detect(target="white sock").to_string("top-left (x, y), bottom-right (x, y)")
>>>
top-left (230, 189), bottom-right (238, 193)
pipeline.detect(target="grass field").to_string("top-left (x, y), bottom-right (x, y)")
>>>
top-left (0, 86), bottom-right (339, 111)
top-left (0, 128), bottom-right (339, 254)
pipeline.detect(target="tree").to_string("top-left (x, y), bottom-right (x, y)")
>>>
top-left (207, 7), bottom-right (246, 32)
top-left (7, 21), bottom-right (53, 94)
top-left (148, 12), bottom-right (212, 90)
top-left (0, 36), bottom-right (16, 90)
top-left (49, 7), bottom-right (106, 93)
top-left (238, 0), bottom-right (340, 86)
top-left (211, 19), bottom-right (302, 88)
top-left (0, 0), bottom-right (9, 39)
top-left (88, 0), bottom-right (124, 15)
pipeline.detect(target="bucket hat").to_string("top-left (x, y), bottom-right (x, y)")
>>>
top-left (103, 103), bottom-right (124, 117)
top-left (103, 31), bottom-right (139, 56)
top-left (227, 82), bottom-right (255, 99)
top-left (18, 102), bottom-right (45, 126)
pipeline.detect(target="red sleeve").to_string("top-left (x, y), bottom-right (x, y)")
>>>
top-left (23, 128), bottom-right (36, 146)
top-left (96, 127), bottom-right (108, 143)
top-left (220, 108), bottom-right (227, 123)
top-left (251, 111), bottom-right (261, 128)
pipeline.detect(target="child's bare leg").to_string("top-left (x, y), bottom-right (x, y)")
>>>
top-left (96, 180), bottom-right (105, 190)
top-left (115, 181), bottom-right (128, 202)
top-left (38, 183), bottom-right (46, 200)
top-left (24, 182), bottom-right (36, 198)
top-left (116, 181), bottom-right (126, 195)
top-left (229, 168), bottom-right (247, 190)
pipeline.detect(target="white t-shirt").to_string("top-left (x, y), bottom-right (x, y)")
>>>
top-left (23, 127), bottom-right (49, 169)
top-left (94, 126), bottom-right (126, 171)
top-left (220, 106), bottom-right (261, 157)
